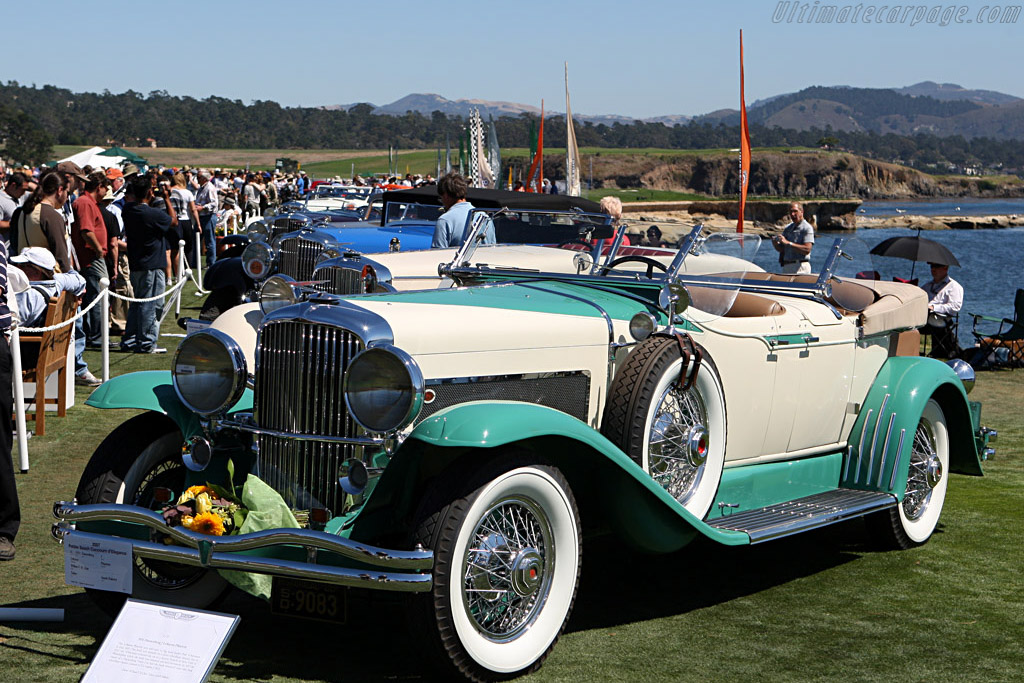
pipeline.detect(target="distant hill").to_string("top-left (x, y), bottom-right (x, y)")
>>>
top-left (328, 93), bottom-right (681, 126)
top-left (895, 81), bottom-right (1020, 105)
top-left (338, 82), bottom-right (1020, 139)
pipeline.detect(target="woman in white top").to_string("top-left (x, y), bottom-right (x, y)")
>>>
top-left (172, 172), bottom-right (202, 272)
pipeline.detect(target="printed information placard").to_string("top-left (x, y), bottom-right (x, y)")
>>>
top-left (82, 600), bottom-right (240, 683)
top-left (64, 535), bottom-right (133, 594)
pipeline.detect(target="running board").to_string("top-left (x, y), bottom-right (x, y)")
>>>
top-left (706, 489), bottom-right (896, 544)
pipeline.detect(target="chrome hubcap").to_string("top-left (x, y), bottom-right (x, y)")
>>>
top-left (649, 380), bottom-right (709, 503)
top-left (463, 497), bottom-right (553, 641)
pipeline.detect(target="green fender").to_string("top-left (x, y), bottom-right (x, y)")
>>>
top-left (843, 356), bottom-right (983, 496)
top-left (85, 370), bottom-right (253, 439)
top-left (396, 401), bottom-right (749, 551)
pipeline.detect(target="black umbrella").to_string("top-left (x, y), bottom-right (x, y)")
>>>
top-left (870, 236), bottom-right (961, 267)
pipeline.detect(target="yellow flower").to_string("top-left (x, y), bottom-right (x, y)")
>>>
top-left (178, 485), bottom-right (213, 504)
top-left (191, 512), bottom-right (225, 536)
top-left (181, 515), bottom-right (195, 529)
top-left (195, 492), bottom-right (213, 516)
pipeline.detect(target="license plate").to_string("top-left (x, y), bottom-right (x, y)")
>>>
top-left (270, 577), bottom-right (347, 624)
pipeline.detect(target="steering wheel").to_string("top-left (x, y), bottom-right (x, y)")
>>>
top-left (600, 255), bottom-right (668, 278)
top-left (557, 238), bottom-right (595, 250)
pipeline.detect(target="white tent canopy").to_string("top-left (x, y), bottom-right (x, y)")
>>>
top-left (58, 146), bottom-right (125, 170)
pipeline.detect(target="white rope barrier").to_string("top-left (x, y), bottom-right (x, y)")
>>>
top-left (13, 270), bottom-right (200, 471)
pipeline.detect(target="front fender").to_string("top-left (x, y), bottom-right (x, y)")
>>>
top-left (85, 371), bottom-right (253, 439)
top-left (399, 401), bottom-right (748, 551)
top-left (843, 356), bottom-right (982, 497)
top-left (203, 256), bottom-right (252, 294)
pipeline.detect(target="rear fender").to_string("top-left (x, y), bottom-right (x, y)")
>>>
top-left (85, 370), bottom-right (253, 440)
top-left (356, 401), bottom-right (748, 553)
top-left (843, 357), bottom-right (982, 498)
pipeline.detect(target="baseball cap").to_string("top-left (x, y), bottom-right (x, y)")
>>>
top-left (11, 246), bottom-right (57, 274)
top-left (105, 167), bottom-right (124, 180)
top-left (56, 161), bottom-right (88, 182)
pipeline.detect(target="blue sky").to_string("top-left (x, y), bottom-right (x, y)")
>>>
top-left (5, 1), bottom-right (1021, 119)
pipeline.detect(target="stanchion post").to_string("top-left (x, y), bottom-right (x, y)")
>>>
top-left (176, 239), bottom-right (186, 316)
top-left (11, 327), bottom-right (29, 472)
top-left (100, 277), bottom-right (110, 383)
top-left (194, 237), bottom-right (204, 297)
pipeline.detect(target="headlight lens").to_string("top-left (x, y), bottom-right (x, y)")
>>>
top-left (259, 274), bottom-right (301, 315)
top-left (172, 329), bottom-right (247, 417)
top-left (242, 241), bottom-right (275, 281)
top-left (246, 220), bottom-right (270, 242)
top-left (344, 346), bottom-right (423, 433)
top-left (629, 312), bottom-right (657, 341)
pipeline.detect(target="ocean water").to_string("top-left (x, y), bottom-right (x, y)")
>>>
top-left (860, 198), bottom-right (1024, 218)
top-left (746, 226), bottom-right (1024, 348)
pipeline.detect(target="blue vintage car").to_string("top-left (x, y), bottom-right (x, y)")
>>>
top-left (199, 187), bottom-right (605, 318)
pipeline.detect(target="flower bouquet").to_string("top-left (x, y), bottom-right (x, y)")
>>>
top-left (161, 484), bottom-right (248, 537)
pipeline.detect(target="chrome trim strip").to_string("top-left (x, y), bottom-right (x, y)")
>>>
top-left (425, 370), bottom-right (592, 386)
top-left (866, 394), bottom-right (890, 485)
top-left (855, 409), bottom-right (873, 483)
top-left (877, 412), bottom-right (897, 488)
top-left (843, 444), bottom-right (854, 481)
top-left (53, 502), bottom-right (432, 571)
top-left (889, 428), bottom-right (907, 491)
top-left (52, 525), bottom-right (430, 593)
top-left (219, 415), bottom-right (385, 446)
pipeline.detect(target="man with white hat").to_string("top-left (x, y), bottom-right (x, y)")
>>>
top-left (9, 247), bottom-right (85, 330)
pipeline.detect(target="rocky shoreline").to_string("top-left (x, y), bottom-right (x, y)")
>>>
top-left (620, 199), bottom-right (1023, 244)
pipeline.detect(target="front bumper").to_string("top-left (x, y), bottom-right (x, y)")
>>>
top-left (52, 502), bottom-right (432, 593)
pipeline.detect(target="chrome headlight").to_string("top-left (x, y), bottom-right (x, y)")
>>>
top-left (242, 241), bottom-right (275, 281)
top-left (172, 329), bottom-right (247, 417)
top-left (259, 274), bottom-right (301, 315)
top-left (343, 345), bottom-right (424, 433)
top-left (315, 247), bottom-right (343, 267)
top-left (361, 265), bottom-right (377, 293)
top-left (629, 312), bottom-right (657, 341)
top-left (246, 220), bottom-right (270, 242)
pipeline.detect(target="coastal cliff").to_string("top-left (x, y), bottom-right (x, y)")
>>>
top-left (572, 151), bottom-right (1023, 199)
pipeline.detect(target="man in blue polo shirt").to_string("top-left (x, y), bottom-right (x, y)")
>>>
top-left (431, 173), bottom-right (495, 248)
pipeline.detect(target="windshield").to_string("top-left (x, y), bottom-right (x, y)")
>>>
top-left (313, 186), bottom-right (373, 200)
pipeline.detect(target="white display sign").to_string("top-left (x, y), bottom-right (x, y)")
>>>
top-left (82, 600), bottom-right (240, 683)
top-left (64, 535), bottom-right (133, 594)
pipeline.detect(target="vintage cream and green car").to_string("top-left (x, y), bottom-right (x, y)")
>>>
top-left (54, 225), bottom-right (995, 681)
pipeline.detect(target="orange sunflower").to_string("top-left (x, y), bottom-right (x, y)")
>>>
top-left (190, 512), bottom-right (226, 536)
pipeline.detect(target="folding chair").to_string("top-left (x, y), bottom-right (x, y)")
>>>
top-left (921, 312), bottom-right (960, 359)
top-left (18, 292), bottom-right (77, 435)
top-left (971, 288), bottom-right (1024, 369)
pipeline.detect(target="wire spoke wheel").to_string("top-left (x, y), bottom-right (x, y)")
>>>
top-left (648, 382), bottom-right (709, 504)
top-left (463, 496), bottom-right (554, 641)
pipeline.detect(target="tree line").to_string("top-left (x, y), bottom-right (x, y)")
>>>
top-left (1, 81), bottom-right (1021, 174)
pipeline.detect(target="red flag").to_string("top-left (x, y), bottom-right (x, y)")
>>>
top-left (526, 100), bottom-right (545, 192)
top-left (737, 30), bottom-right (751, 233)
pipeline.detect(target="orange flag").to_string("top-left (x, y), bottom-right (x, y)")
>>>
top-left (526, 100), bottom-right (545, 192)
top-left (737, 30), bottom-right (751, 233)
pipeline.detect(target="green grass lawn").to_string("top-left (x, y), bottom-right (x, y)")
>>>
top-left (0, 281), bottom-right (1020, 681)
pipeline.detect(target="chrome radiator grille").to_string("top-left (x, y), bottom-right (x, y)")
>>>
top-left (313, 266), bottom-right (363, 295)
top-left (277, 237), bottom-right (324, 281)
top-left (253, 321), bottom-right (365, 515)
top-left (272, 217), bottom-right (308, 240)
